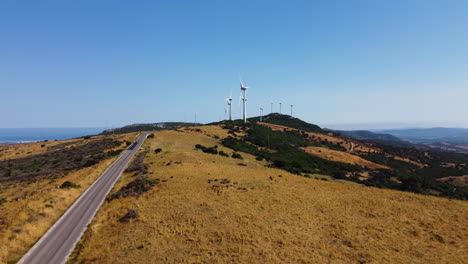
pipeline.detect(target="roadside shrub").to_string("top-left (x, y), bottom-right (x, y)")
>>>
top-left (110, 176), bottom-right (159, 199)
top-left (82, 136), bottom-right (91, 140)
top-left (155, 148), bottom-right (162, 153)
top-left (119, 209), bottom-right (138, 222)
top-left (60, 181), bottom-right (80, 189)
top-left (107, 149), bottom-right (123, 157)
top-left (147, 134), bottom-right (155, 138)
top-left (41, 144), bottom-right (46, 148)
top-left (125, 150), bottom-right (149, 174)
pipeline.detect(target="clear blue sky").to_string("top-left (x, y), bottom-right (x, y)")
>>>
top-left (1, 0), bottom-right (467, 129)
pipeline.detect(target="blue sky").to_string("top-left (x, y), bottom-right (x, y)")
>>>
top-left (1, 0), bottom-right (467, 129)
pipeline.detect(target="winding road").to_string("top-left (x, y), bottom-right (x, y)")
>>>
top-left (18, 133), bottom-right (149, 264)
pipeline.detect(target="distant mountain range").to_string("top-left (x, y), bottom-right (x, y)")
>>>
top-left (376, 128), bottom-right (468, 144)
top-left (330, 129), bottom-right (404, 143)
top-left (330, 127), bottom-right (468, 153)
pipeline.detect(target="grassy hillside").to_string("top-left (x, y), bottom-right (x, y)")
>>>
top-left (69, 125), bottom-right (468, 264)
top-left (0, 133), bottom-right (139, 263)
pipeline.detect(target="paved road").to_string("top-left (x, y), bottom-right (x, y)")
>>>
top-left (18, 133), bottom-right (149, 264)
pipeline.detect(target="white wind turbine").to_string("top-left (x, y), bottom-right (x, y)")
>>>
top-left (225, 92), bottom-right (233, 121)
top-left (239, 77), bottom-right (250, 123)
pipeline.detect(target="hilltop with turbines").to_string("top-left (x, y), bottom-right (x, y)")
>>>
top-left (225, 78), bottom-right (295, 124)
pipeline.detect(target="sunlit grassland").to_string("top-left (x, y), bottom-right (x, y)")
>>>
top-left (70, 126), bottom-right (468, 264)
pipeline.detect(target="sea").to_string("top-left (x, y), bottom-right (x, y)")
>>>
top-left (0, 128), bottom-right (108, 144)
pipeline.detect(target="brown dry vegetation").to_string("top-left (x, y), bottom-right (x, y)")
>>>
top-left (438, 175), bottom-right (468, 188)
top-left (258, 122), bottom-right (428, 169)
top-left (0, 132), bottom-right (138, 263)
top-left (0, 139), bottom-right (82, 161)
top-left (70, 126), bottom-right (468, 264)
top-left (303, 146), bottom-right (390, 170)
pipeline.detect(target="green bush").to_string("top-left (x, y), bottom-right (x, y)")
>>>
top-left (219, 151), bottom-right (229, 157)
top-left (232, 153), bottom-right (243, 159)
top-left (155, 148), bottom-right (162, 153)
top-left (194, 144), bottom-right (218, 155)
top-left (60, 181), bottom-right (80, 189)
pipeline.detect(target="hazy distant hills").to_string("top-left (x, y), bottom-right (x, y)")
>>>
top-left (377, 128), bottom-right (468, 144)
top-left (371, 128), bottom-right (468, 153)
top-left (330, 130), bottom-right (404, 143)
top-left (331, 127), bottom-right (468, 153)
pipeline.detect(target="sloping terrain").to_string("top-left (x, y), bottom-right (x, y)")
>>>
top-left (69, 125), bottom-right (468, 264)
top-left (250, 116), bottom-right (467, 199)
top-left (303, 146), bottom-right (390, 170)
top-left (0, 133), bottom-right (138, 263)
top-left (257, 122), bottom-right (381, 153)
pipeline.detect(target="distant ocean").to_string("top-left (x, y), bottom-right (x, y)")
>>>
top-left (0, 128), bottom-right (108, 144)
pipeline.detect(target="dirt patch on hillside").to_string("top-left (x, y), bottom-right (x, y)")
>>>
top-left (303, 147), bottom-right (391, 170)
top-left (393, 156), bottom-right (425, 168)
top-left (438, 175), bottom-right (468, 187)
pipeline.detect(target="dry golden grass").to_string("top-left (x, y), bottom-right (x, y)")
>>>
top-left (70, 127), bottom-right (468, 264)
top-left (0, 132), bottom-right (139, 263)
top-left (303, 147), bottom-right (390, 170)
top-left (393, 156), bottom-right (426, 168)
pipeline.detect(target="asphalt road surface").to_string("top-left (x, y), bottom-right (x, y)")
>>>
top-left (18, 133), bottom-right (150, 264)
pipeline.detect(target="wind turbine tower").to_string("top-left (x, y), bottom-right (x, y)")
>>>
top-left (240, 80), bottom-right (250, 123)
top-left (290, 105), bottom-right (294, 117)
top-left (260, 108), bottom-right (264, 122)
top-left (279, 102), bottom-right (282, 114)
top-left (225, 94), bottom-right (232, 121)
top-left (270, 102), bottom-right (273, 114)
